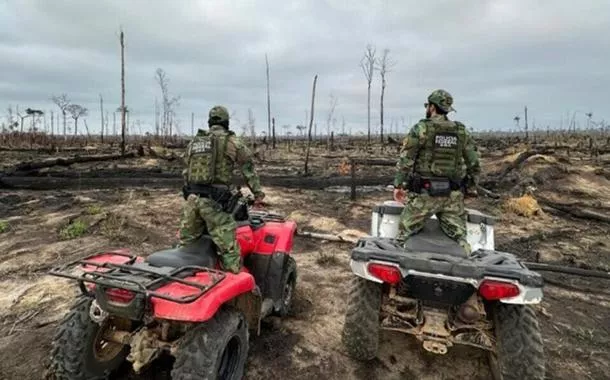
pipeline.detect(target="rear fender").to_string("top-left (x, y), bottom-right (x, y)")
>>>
top-left (253, 220), bottom-right (297, 255)
top-left (244, 253), bottom-right (291, 304)
top-left (151, 271), bottom-right (256, 322)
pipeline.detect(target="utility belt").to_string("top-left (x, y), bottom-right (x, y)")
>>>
top-left (407, 173), bottom-right (464, 197)
top-left (182, 183), bottom-right (242, 214)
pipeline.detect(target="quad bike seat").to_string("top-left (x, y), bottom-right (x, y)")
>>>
top-left (404, 218), bottom-right (468, 257)
top-left (146, 235), bottom-right (219, 268)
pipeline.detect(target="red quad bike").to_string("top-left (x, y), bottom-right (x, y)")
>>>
top-left (47, 197), bottom-right (298, 380)
top-left (341, 201), bottom-right (546, 380)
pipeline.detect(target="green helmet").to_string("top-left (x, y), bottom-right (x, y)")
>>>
top-left (208, 105), bottom-right (230, 123)
top-left (427, 89), bottom-right (455, 113)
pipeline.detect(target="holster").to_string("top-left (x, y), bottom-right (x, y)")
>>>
top-left (407, 173), bottom-right (464, 197)
top-left (183, 184), bottom-right (235, 212)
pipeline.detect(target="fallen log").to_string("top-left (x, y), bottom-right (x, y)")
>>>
top-left (494, 149), bottom-right (554, 180)
top-left (296, 230), bottom-right (357, 243)
top-left (4, 151), bottom-right (138, 174)
top-left (537, 197), bottom-right (610, 224)
top-left (524, 262), bottom-right (610, 280)
top-left (0, 174), bottom-right (395, 191)
top-left (477, 185), bottom-right (501, 199)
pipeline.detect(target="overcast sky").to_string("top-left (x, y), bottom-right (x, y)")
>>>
top-left (1, 0), bottom-right (608, 136)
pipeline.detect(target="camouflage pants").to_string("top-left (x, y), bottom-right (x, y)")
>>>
top-left (397, 190), bottom-right (471, 255)
top-left (178, 194), bottom-right (241, 273)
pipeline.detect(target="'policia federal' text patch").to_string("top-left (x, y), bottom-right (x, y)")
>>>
top-left (191, 140), bottom-right (212, 153)
top-left (434, 133), bottom-right (458, 148)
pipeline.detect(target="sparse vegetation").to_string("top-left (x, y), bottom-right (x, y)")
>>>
top-left (100, 212), bottom-right (127, 240)
top-left (58, 220), bottom-right (88, 240)
top-left (0, 220), bottom-right (10, 233)
top-left (316, 251), bottom-right (340, 266)
top-left (85, 204), bottom-right (103, 215)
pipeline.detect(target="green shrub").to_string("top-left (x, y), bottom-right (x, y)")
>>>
top-left (0, 220), bottom-right (10, 233)
top-left (59, 220), bottom-right (88, 240)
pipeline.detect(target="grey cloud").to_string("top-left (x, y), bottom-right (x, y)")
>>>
top-left (1, 0), bottom-right (608, 136)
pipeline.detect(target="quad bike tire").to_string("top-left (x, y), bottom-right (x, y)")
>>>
top-left (490, 303), bottom-right (545, 380)
top-left (341, 276), bottom-right (382, 361)
top-left (49, 296), bottom-right (131, 380)
top-left (171, 307), bottom-right (249, 380)
top-left (273, 255), bottom-right (297, 317)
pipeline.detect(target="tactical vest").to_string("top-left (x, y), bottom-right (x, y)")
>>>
top-left (414, 118), bottom-right (467, 180)
top-left (186, 127), bottom-right (233, 185)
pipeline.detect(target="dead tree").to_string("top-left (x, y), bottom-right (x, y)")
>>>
top-left (265, 53), bottom-right (272, 143)
top-left (304, 74), bottom-right (318, 175)
top-left (524, 106), bottom-right (529, 141)
top-left (120, 28), bottom-right (126, 155)
top-left (375, 48), bottom-right (395, 144)
top-left (360, 44), bottom-right (376, 144)
top-left (248, 108), bottom-right (256, 151)
top-left (272, 117), bottom-right (276, 149)
top-left (326, 93), bottom-right (338, 150)
top-left (99, 94), bottom-right (104, 143)
top-left (66, 104), bottom-right (88, 137)
top-left (51, 94), bottom-right (70, 139)
top-left (155, 68), bottom-right (180, 139)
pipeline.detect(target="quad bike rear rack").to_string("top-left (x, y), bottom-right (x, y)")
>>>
top-left (48, 251), bottom-right (226, 304)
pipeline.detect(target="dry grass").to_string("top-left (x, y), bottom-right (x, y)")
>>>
top-left (503, 194), bottom-right (543, 217)
top-left (315, 251), bottom-right (340, 266)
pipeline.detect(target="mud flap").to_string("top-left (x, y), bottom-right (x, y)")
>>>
top-left (244, 253), bottom-right (288, 304)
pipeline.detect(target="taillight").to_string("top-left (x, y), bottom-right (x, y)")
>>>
top-left (106, 288), bottom-right (135, 303)
top-left (478, 279), bottom-right (520, 300)
top-left (368, 263), bottom-right (402, 284)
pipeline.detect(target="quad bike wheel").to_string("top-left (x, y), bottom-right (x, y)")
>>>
top-left (273, 256), bottom-right (297, 317)
top-left (341, 276), bottom-right (382, 360)
top-left (171, 307), bottom-right (249, 380)
top-left (489, 304), bottom-right (545, 380)
top-left (49, 296), bottom-right (131, 380)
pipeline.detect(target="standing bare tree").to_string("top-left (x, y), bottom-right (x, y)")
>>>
top-left (155, 68), bottom-right (180, 138)
top-left (120, 27), bottom-right (126, 155)
top-left (66, 104), bottom-right (88, 136)
top-left (304, 74), bottom-right (318, 175)
top-left (51, 93), bottom-right (70, 139)
top-left (99, 94), bottom-right (104, 143)
top-left (272, 117), bottom-right (276, 149)
top-left (360, 44), bottom-right (376, 144)
top-left (265, 53), bottom-right (272, 143)
top-left (326, 93), bottom-right (338, 149)
top-left (375, 48), bottom-right (395, 144)
top-left (248, 108), bottom-right (256, 150)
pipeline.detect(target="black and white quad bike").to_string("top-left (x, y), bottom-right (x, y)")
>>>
top-left (341, 201), bottom-right (545, 380)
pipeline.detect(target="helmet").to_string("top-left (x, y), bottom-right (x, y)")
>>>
top-left (427, 89), bottom-right (455, 113)
top-left (208, 105), bottom-right (230, 123)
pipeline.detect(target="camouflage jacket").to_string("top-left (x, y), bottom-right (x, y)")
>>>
top-left (393, 115), bottom-right (480, 188)
top-left (182, 125), bottom-right (263, 196)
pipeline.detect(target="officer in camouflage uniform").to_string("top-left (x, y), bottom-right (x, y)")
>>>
top-left (393, 90), bottom-right (480, 255)
top-left (178, 105), bottom-right (265, 273)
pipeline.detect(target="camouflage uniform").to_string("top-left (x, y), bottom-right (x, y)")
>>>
top-left (178, 105), bottom-right (264, 273)
top-left (394, 90), bottom-right (480, 255)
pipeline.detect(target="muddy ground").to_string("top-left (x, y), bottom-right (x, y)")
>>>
top-left (0, 144), bottom-right (609, 380)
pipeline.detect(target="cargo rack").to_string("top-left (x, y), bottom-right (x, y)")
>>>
top-left (48, 251), bottom-right (226, 304)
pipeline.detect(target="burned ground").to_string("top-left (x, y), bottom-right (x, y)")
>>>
top-left (0, 141), bottom-right (609, 380)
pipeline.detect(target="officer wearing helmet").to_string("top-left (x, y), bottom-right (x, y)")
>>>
top-left (393, 90), bottom-right (480, 255)
top-left (178, 105), bottom-right (265, 273)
